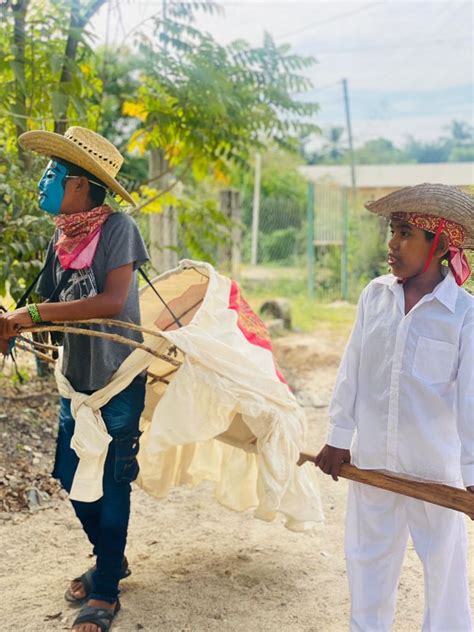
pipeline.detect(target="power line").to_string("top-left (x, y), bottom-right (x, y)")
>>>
top-left (352, 0), bottom-right (472, 142)
top-left (309, 81), bottom-right (342, 95)
top-left (275, 2), bottom-right (382, 41)
top-left (314, 36), bottom-right (471, 56)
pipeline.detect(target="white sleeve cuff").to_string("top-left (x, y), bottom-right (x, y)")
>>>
top-left (461, 464), bottom-right (474, 489)
top-left (327, 425), bottom-right (354, 450)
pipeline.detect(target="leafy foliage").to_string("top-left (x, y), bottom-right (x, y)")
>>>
top-left (303, 119), bottom-right (474, 165)
top-left (126, 13), bottom-right (319, 184)
top-left (0, 159), bottom-right (53, 302)
top-left (0, 0), bottom-right (321, 289)
top-left (0, 0), bottom-right (104, 298)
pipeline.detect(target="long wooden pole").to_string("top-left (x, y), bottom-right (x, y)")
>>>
top-left (11, 321), bottom-right (474, 517)
top-left (22, 325), bottom-right (182, 367)
top-left (299, 453), bottom-right (473, 517)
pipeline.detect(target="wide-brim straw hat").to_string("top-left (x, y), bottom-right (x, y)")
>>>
top-left (365, 183), bottom-right (474, 249)
top-left (18, 126), bottom-right (135, 206)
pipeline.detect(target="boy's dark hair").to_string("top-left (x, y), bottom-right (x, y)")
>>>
top-left (55, 157), bottom-right (107, 206)
top-left (424, 229), bottom-right (449, 261)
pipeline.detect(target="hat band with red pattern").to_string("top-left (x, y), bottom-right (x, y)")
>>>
top-left (391, 212), bottom-right (465, 247)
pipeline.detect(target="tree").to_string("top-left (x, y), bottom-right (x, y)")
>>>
top-left (123, 7), bottom-right (319, 209)
top-left (117, 3), bottom-right (319, 267)
top-left (446, 120), bottom-right (473, 146)
top-left (322, 126), bottom-right (346, 162)
top-left (302, 118), bottom-right (474, 167)
top-left (352, 138), bottom-right (411, 165)
top-left (403, 137), bottom-right (450, 163)
top-left (445, 120), bottom-right (474, 162)
top-left (1, 0), bottom-right (321, 288)
top-left (53, 0), bottom-right (106, 134)
top-left (0, 0), bottom-right (104, 300)
top-left (403, 120), bottom-right (474, 164)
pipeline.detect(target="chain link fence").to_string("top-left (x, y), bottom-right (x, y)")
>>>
top-left (239, 182), bottom-right (389, 303)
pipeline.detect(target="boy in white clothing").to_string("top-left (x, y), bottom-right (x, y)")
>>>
top-left (315, 183), bottom-right (473, 631)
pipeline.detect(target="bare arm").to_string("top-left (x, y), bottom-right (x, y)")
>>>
top-left (0, 263), bottom-right (134, 343)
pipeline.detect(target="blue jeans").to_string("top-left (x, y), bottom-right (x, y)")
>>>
top-left (54, 374), bottom-right (146, 603)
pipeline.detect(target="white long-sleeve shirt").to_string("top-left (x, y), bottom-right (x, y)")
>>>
top-left (327, 270), bottom-right (474, 487)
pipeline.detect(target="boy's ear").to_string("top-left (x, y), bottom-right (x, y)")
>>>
top-left (74, 176), bottom-right (90, 195)
top-left (436, 232), bottom-right (450, 259)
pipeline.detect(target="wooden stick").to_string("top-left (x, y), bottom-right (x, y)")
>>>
top-left (299, 453), bottom-right (474, 516)
top-left (46, 318), bottom-right (164, 339)
top-left (16, 342), bottom-right (55, 365)
top-left (17, 334), bottom-right (57, 352)
top-left (22, 325), bottom-right (182, 367)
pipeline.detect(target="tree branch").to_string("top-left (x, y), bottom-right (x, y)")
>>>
top-left (54, 0), bottom-right (107, 134)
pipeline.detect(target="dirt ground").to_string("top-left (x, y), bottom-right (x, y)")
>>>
top-left (0, 330), bottom-right (473, 632)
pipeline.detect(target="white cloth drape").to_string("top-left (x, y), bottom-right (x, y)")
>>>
top-left (58, 260), bottom-right (323, 529)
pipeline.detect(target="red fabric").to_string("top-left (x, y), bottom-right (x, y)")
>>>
top-left (392, 212), bottom-right (471, 286)
top-left (448, 245), bottom-right (472, 286)
top-left (54, 205), bottom-right (113, 269)
top-left (228, 281), bottom-right (287, 384)
top-left (421, 219), bottom-right (446, 274)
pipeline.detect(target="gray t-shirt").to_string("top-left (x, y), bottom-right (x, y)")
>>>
top-left (37, 212), bottom-right (149, 391)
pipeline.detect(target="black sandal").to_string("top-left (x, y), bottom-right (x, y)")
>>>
top-left (65, 558), bottom-right (131, 605)
top-left (71, 599), bottom-right (120, 631)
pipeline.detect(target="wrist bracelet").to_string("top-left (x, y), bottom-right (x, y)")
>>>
top-left (27, 303), bottom-right (43, 324)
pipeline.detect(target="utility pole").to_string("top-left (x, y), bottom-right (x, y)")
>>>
top-left (218, 190), bottom-right (241, 276)
top-left (250, 152), bottom-right (261, 266)
top-left (342, 78), bottom-right (356, 197)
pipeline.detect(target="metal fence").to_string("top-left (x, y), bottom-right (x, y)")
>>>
top-left (141, 183), bottom-right (390, 303)
top-left (239, 181), bottom-right (389, 302)
top-left (307, 182), bottom-right (349, 301)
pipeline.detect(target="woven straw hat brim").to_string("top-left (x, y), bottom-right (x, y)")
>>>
top-left (19, 130), bottom-right (135, 206)
top-left (365, 183), bottom-right (474, 249)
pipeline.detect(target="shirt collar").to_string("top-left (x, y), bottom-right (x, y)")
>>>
top-left (373, 270), bottom-right (458, 313)
top-left (373, 274), bottom-right (398, 286)
top-left (431, 269), bottom-right (458, 313)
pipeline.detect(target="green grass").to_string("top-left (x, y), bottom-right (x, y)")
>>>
top-left (292, 297), bottom-right (356, 333)
top-left (243, 284), bottom-right (356, 335)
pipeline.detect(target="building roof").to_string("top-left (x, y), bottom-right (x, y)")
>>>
top-left (299, 162), bottom-right (474, 188)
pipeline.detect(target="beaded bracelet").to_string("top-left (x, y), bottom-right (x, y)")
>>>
top-left (27, 303), bottom-right (43, 324)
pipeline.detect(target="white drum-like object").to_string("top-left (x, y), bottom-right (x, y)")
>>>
top-left (136, 260), bottom-right (323, 531)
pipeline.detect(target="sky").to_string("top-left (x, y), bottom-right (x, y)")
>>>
top-left (90, 0), bottom-right (474, 148)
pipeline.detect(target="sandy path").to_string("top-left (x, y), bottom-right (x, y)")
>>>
top-left (0, 333), bottom-right (472, 631)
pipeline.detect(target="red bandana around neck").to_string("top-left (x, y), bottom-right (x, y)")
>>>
top-left (392, 212), bottom-right (471, 286)
top-left (54, 205), bottom-right (113, 270)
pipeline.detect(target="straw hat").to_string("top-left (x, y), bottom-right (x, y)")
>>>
top-left (18, 126), bottom-right (135, 206)
top-left (365, 183), bottom-right (474, 249)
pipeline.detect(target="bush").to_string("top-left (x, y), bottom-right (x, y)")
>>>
top-left (260, 227), bottom-right (299, 263)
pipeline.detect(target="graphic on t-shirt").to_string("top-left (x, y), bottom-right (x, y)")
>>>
top-left (55, 261), bottom-right (98, 302)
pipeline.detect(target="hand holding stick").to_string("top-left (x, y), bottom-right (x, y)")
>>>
top-left (299, 452), bottom-right (474, 517)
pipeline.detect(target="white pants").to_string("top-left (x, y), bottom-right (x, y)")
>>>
top-left (345, 482), bottom-right (472, 632)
